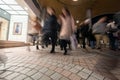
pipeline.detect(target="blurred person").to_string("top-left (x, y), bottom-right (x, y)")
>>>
top-left (79, 19), bottom-right (91, 49)
top-left (41, 7), bottom-right (59, 53)
top-left (28, 17), bottom-right (41, 46)
top-left (106, 20), bottom-right (119, 50)
top-left (92, 16), bottom-right (108, 49)
top-left (59, 7), bottom-right (75, 55)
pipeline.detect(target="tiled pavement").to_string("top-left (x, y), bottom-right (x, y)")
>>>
top-left (0, 46), bottom-right (120, 80)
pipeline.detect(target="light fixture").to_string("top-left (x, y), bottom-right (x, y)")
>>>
top-left (76, 20), bottom-right (79, 23)
top-left (73, 0), bottom-right (78, 2)
top-left (9, 5), bottom-right (24, 10)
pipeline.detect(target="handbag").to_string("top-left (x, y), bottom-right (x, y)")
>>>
top-left (70, 34), bottom-right (78, 50)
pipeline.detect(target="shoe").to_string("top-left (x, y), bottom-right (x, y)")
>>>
top-left (64, 50), bottom-right (67, 55)
top-left (97, 47), bottom-right (101, 49)
top-left (61, 48), bottom-right (63, 50)
top-left (110, 48), bottom-right (116, 51)
top-left (36, 46), bottom-right (39, 50)
top-left (83, 46), bottom-right (86, 49)
top-left (50, 50), bottom-right (55, 53)
top-left (41, 46), bottom-right (44, 48)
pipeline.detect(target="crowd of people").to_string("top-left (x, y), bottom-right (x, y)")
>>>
top-left (29, 6), bottom-right (120, 55)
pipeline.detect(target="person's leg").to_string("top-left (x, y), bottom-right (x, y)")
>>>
top-left (94, 34), bottom-right (101, 49)
top-left (50, 34), bottom-right (57, 53)
top-left (67, 40), bottom-right (71, 50)
top-left (102, 35), bottom-right (109, 48)
top-left (59, 39), bottom-right (63, 50)
top-left (82, 36), bottom-right (86, 48)
top-left (63, 40), bottom-right (67, 55)
top-left (60, 39), bottom-right (67, 55)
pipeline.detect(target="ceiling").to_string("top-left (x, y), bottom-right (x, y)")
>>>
top-left (38, 0), bottom-right (120, 23)
top-left (0, 0), bottom-right (28, 15)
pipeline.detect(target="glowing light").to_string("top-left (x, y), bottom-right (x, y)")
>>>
top-left (76, 20), bottom-right (79, 23)
top-left (73, 0), bottom-right (78, 2)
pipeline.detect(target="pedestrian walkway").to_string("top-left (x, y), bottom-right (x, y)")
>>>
top-left (0, 46), bottom-right (120, 80)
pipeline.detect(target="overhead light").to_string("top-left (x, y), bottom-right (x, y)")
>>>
top-left (2, 0), bottom-right (18, 4)
top-left (0, 5), bottom-right (12, 10)
top-left (17, 11), bottom-right (28, 15)
top-left (76, 20), bottom-right (79, 23)
top-left (6, 11), bottom-right (18, 14)
top-left (9, 5), bottom-right (24, 10)
top-left (73, 0), bottom-right (78, 1)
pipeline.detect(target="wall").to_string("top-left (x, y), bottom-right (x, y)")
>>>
top-left (8, 15), bottom-right (28, 42)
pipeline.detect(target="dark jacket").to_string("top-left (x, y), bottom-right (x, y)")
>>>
top-left (80, 24), bottom-right (89, 37)
top-left (42, 14), bottom-right (58, 34)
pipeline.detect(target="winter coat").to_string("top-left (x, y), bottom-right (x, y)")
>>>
top-left (59, 15), bottom-right (75, 40)
top-left (42, 14), bottom-right (58, 34)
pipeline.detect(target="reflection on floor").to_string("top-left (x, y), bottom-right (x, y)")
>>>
top-left (0, 46), bottom-right (120, 80)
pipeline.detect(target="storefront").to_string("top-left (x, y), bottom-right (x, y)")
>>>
top-left (0, 8), bottom-right (10, 40)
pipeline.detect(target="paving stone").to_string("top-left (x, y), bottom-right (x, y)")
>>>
top-left (69, 73), bottom-right (81, 80)
top-left (61, 70), bottom-right (72, 77)
top-left (60, 77), bottom-right (69, 80)
top-left (82, 68), bottom-right (92, 75)
top-left (39, 75), bottom-right (51, 80)
top-left (91, 72), bottom-right (104, 80)
top-left (12, 74), bottom-right (26, 80)
top-left (26, 69), bottom-right (37, 76)
top-left (34, 65), bottom-right (43, 70)
top-left (78, 71), bottom-right (90, 79)
top-left (49, 66), bottom-right (57, 70)
top-left (51, 72), bottom-right (62, 80)
top-left (0, 78), bottom-right (7, 80)
top-left (20, 68), bottom-right (31, 74)
top-left (87, 76), bottom-right (99, 80)
top-left (55, 67), bottom-right (63, 73)
top-left (7, 66), bottom-right (18, 71)
top-left (57, 64), bottom-right (64, 68)
top-left (23, 77), bottom-right (33, 80)
top-left (67, 64), bottom-right (75, 67)
top-left (70, 68), bottom-right (79, 73)
top-left (103, 78), bottom-right (111, 80)
top-left (45, 70), bottom-right (55, 76)
top-left (62, 62), bottom-right (69, 65)
top-left (0, 71), bottom-right (13, 77)
top-left (63, 65), bottom-right (72, 70)
top-left (39, 67), bottom-right (48, 73)
top-left (74, 65), bottom-right (83, 71)
top-left (5, 72), bottom-right (20, 80)
top-left (4, 64), bottom-right (12, 69)
top-left (28, 64), bottom-right (37, 69)
top-left (14, 67), bottom-right (25, 72)
top-left (44, 64), bottom-right (51, 68)
top-left (52, 62), bottom-right (58, 66)
top-left (17, 63), bottom-right (26, 66)
top-left (31, 72), bottom-right (43, 80)
top-left (23, 64), bottom-right (32, 67)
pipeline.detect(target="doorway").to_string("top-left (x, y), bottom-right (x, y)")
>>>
top-left (0, 17), bottom-right (9, 40)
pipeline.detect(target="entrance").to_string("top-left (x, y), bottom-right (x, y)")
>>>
top-left (0, 17), bottom-right (9, 40)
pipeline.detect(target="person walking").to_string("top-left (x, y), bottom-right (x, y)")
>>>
top-left (42, 7), bottom-right (59, 53)
top-left (59, 7), bottom-right (75, 55)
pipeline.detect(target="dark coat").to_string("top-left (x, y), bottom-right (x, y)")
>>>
top-left (42, 14), bottom-right (58, 34)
